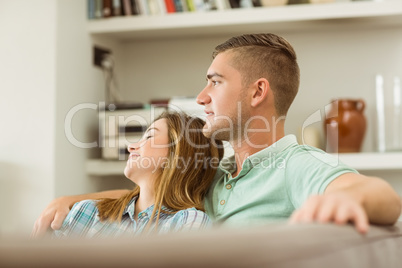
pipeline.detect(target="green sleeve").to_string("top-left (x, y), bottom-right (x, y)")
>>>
top-left (285, 146), bottom-right (358, 209)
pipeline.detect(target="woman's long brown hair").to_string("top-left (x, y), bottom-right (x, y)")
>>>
top-left (96, 111), bottom-right (223, 227)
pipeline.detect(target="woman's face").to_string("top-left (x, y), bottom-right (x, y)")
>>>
top-left (124, 118), bottom-right (169, 182)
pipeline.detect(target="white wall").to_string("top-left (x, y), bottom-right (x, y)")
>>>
top-left (0, 0), bottom-right (57, 235)
top-left (55, 0), bottom-right (101, 197)
top-left (55, 0), bottom-right (133, 198)
top-left (0, 0), bottom-right (127, 236)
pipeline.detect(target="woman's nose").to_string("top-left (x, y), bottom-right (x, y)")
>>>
top-left (127, 141), bottom-right (140, 153)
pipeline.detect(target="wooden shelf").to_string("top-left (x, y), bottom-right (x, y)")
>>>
top-left (337, 152), bottom-right (402, 171)
top-left (87, 152), bottom-right (402, 176)
top-left (88, 1), bottom-right (402, 40)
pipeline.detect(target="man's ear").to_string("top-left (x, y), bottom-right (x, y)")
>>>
top-left (250, 78), bottom-right (270, 107)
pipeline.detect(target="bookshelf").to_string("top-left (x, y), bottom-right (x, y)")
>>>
top-left (86, 0), bottom-right (402, 177)
top-left (88, 1), bottom-right (402, 40)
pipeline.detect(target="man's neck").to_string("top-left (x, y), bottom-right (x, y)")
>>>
top-left (230, 124), bottom-right (285, 178)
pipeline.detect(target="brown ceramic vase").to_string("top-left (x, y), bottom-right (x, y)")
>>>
top-left (324, 99), bottom-right (367, 153)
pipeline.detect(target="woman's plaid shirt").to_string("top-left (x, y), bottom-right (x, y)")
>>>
top-left (54, 196), bottom-right (211, 238)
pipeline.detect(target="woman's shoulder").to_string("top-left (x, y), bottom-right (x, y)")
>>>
top-left (54, 199), bottom-right (100, 238)
top-left (174, 207), bottom-right (207, 215)
top-left (70, 199), bottom-right (99, 213)
top-left (170, 208), bottom-right (211, 231)
top-left (63, 200), bottom-right (100, 228)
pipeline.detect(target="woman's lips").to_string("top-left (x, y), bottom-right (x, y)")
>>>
top-left (129, 153), bottom-right (140, 159)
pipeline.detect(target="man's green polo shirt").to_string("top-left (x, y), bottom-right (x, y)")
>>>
top-left (204, 135), bottom-right (357, 226)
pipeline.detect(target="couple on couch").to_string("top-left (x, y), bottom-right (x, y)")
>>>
top-left (32, 33), bottom-right (401, 239)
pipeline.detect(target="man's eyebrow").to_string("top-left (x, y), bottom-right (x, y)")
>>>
top-left (206, 72), bottom-right (224, 80)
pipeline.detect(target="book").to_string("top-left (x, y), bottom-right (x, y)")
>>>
top-left (136, 0), bottom-right (150, 15)
top-left (157, 0), bottom-right (167, 14)
top-left (131, 0), bottom-right (141, 15)
top-left (228, 0), bottom-right (240, 8)
top-left (173, 0), bottom-right (185, 12)
top-left (119, 125), bottom-right (147, 134)
top-left (101, 107), bottom-right (166, 136)
top-left (239, 0), bottom-right (253, 7)
top-left (193, 0), bottom-right (206, 11)
top-left (103, 0), bottom-right (113, 17)
top-left (147, 0), bottom-right (167, 15)
top-left (100, 107), bottom-right (166, 160)
top-left (113, 0), bottom-right (122, 16)
top-left (147, 0), bottom-right (160, 15)
top-left (122, 0), bottom-right (133, 15)
top-left (180, 0), bottom-right (189, 11)
top-left (215, 0), bottom-right (231, 10)
top-left (252, 0), bottom-right (261, 6)
top-left (95, 0), bottom-right (103, 18)
top-left (88, 0), bottom-right (96, 19)
top-left (186, 0), bottom-right (196, 11)
top-left (164, 0), bottom-right (176, 13)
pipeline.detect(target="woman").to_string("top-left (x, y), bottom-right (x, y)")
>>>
top-left (54, 111), bottom-right (223, 238)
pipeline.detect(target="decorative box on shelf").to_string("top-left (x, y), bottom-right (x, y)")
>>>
top-left (99, 105), bottom-right (166, 160)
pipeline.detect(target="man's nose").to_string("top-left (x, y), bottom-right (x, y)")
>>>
top-left (196, 86), bottom-right (210, 106)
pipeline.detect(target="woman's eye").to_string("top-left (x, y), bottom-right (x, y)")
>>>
top-left (212, 80), bottom-right (219, 86)
top-left (145, 135), bottom-right (153, 140)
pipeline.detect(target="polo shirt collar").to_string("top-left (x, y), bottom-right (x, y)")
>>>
top-left (219, 135), bottom-right (298, 176)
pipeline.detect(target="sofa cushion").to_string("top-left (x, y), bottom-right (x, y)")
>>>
top-left (0, 222), bottom-right (401, 267)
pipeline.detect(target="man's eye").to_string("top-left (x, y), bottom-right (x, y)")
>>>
top-left (212, 80), bottom-right (219, 86)
top-left (145, 135), bottom-right (153, 139)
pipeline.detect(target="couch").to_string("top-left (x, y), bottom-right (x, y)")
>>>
top-left (0, 222), bottom-right (401, 267)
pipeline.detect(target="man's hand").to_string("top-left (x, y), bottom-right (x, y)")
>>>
top-left (289, 193), bottom-right (369, 234)
top-left (31, 189), bottom-right (130, 238)
top-left (290, 173), bottom-right (402, 234)
top-left (31, 196), bottom-right (74, 238)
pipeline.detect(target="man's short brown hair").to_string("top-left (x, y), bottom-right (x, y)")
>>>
top-left (213, 33), bottom-right (300, 116)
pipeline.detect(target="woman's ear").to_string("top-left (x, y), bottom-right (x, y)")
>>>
top-left (250, 78), bottom-right (270, 107)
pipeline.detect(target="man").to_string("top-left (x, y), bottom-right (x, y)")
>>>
top-left (32, 33), bottom-right (401, 237)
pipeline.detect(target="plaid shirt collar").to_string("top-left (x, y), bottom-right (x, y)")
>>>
top-left (123, 195), bottom-right (175, 222)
